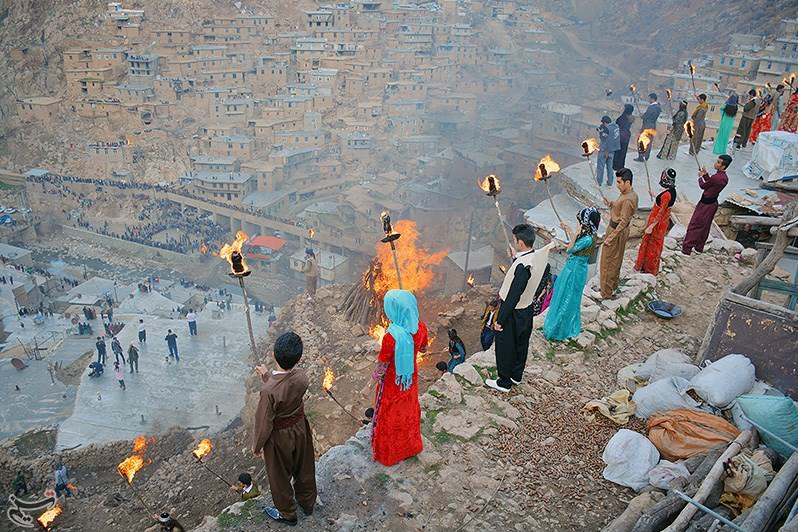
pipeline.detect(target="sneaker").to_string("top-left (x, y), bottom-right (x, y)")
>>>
top-left (510, 377), bottom-right (522, 385)
top-left (485, 379), bottom-right (510, 393)
top-left (264, 507), bottom-right (297, 526)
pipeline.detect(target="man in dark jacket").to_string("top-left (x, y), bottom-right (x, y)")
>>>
top-left (634, 93), bottom-right (662, 161)
top-left (597, 115), bottom-right (621, 186)
top-left (735, 89), bottom-right (758, 149)
top-left (95, 336), bottom-right (107, 364)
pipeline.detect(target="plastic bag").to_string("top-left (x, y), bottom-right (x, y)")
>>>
top-left (729, 381), bottom-right (784, 431)
top-left (584, 389), bottom-right (637, 425)
top-left (602, 429), bottom-right (660, 491)
top-left (690, 354), bottom-right (755, 408)
top-left (617, 363), bottom-right (647, 393)
top-left (635, 349), bottom-right (700, 383)
top-left (647, 409), bottom-right (740, 461)
top-left (632, 376), bottom-right (702, 419)
top-left (737, 395), bottom-right (798, 458)
top-left (648, 460), bottom-right (690, 489)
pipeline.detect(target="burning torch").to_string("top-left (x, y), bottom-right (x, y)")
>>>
top-left (785, 73), bottom-right (796, 91)
top-left (322, 366), bottom-right (360, 422)
top-left (117, 436), bottom-right (154, 517)
top-left (535, 155), bottom-right (563, 224)
top-left (688, 62), bottom-right (697, 95)
top-left (637, 129), bottom-right (657, 196)
top-left (629, 84), bottom-right (642, 116)
top-left (37, 505), bottom-right (62, 530)
top-left (665, 88), bottom-right (674, 117)
top-left (477, 175), bottom-right (514, 257)
top-left (380, 211), bottom-right (403, 290)
top-left (580, 138), bottom-right (607, 202)
top-left (684, 120), bottom-right (701, 169)
top-left (218, 231), bottom-right (258, 361)
top-left (192, 439), bottom-right (232, 488)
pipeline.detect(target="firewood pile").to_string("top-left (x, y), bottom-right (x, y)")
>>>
top-left (337, 259), bottom-right (386, 328)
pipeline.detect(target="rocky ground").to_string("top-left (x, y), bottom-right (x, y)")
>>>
top-left (1, 226), bottom-right (781, 532)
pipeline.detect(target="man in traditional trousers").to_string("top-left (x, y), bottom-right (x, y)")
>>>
top-left (735, 90), bottom-right (757, 149)
top-left (486, 224), bottom-right (554, 393)
top-left (634, 93), bottom-right (662, 162)
top-left (302, 248), bottom-right (318, 299)
top-left (689, 94), bottom-right (708, 155)
top-left (600, 168), bottom-right (639, 299)
top-left (682, 155), bottom-right (732, 256)
top-left (253, 332), bottom-right (316, 526)
top-left (772, 84), bottom-right (786, 130)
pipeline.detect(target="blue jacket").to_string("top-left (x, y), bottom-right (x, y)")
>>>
top-left (599, 123), bottom-right (621, 152)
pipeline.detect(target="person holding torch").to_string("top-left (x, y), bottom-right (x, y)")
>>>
top-left (689, 94), bottom-right (709, 155)
top-left (600, 169), bottom-right (639, 300)
top-left (252, 332), bottom-right (317, 526)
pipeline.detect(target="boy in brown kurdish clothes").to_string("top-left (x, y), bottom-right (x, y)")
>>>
top-left (253, 332), bottom-right (317, 526)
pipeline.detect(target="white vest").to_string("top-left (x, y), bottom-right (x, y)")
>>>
top-left (498, 242), bottom-right (555, 310)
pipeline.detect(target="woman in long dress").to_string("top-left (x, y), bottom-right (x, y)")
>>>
top-left (542, 207), bottom-right (600, 342)
top-left (614, 104), bottom-right (635, 171)
top-left (364, 289), bottom-right (427, 467)
top-left (749, 94), bottom-right (774, 144)
top-left (713, 92), bottom-right (738, 155)
top-left (689, 94), bottom-right (709, 155)
top-left (635, 168), bottom-right (676, 275)
top-left (777, 89), bottom-right (798, 133)
top-left (657, 101), bottom-right (688, 160)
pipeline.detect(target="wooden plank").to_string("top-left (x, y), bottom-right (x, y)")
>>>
top-left (696, 291), bottom-right (798, 398)
top-left (729, 215), bottom-right (782, 226)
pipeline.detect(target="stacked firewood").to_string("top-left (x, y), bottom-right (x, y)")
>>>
top-left (338, 259), bottom-right (386, 328)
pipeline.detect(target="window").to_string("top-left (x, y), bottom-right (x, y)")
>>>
top-left (768, 61), bottom-right (773, 69)
top-left (741, 60), bottom-right (746, 68)
top-left (729, 58), bottom-right (734, 66)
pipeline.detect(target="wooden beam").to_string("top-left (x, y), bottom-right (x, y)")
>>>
top-left (729, 215), bottom-right (782, 226)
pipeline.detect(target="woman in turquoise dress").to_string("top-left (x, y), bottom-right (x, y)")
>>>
top-left (713, 92), bottom-right (738, 155)
top-left (542, 207), bottom-right (600, 342)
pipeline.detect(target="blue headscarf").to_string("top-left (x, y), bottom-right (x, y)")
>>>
top-left (384, 289), bottom-right (419, 391)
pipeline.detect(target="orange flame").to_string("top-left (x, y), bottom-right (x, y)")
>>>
top-left (689, 63), bottom-right (695, 76)
top-left (67, 483), bottom-right (79, 494)
top-left (478, 174), bottom-right (501, 195)
top-left (714, 82), bottom-right (721, 91)
top-left (118, 435), bottom-right (152, 483)
top-left (192, 439), bottom-right (212, 460)
top-left (581, 138), bottom-right (599, 155)
top-left (118, 454), bottom-right (145, 483)
top-left (322, 366), bottom-right (334, 391)
top-left (37, 505), bottom-right (62, 528)
top-left (790, 73), bottom-right (795, 82)
top-left (766, 82), bottom-right (772, 90)
top-left (371, 220), bottom-right (446, 296)
top-left (217, 231), bottom-right (249, 274)
top-left (637, 129), bottom-right (657, 151)
top-left (685, 120), bottom-right (694, 138)
top-left (132, 435), bottom-right (148, 454)
top-left (308, 228), bottom-right (315, 239)
top-left (466, 273), bottom-right (475, 287)
top-left (666, 88), bottom-right (672, 100)
top-left (499, 265), bottom-right (507, 273)
top-left (629, 84), bottom-right (636, 92)
top-left (369, 324), bottom-right (387, 343)
top-left (534, 155), bottom-right (560, 181)
top-left (201, 241), bottom-right (208, 254)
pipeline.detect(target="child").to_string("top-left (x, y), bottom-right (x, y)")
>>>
top-left (229, 472), bottom-right (260, 501)
top-left (114, 362), bottom-right (125, 390)
top-left (253, 332), bottom-right (317, 525)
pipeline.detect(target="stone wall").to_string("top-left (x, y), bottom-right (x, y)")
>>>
top-left (62, 225), bottom-right (188, 263)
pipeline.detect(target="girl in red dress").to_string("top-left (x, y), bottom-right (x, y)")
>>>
top-left (749, 94), bottom-right (774, 145)
top-left (364, 289), bottom-right (427, 467)
top-left (635, 168), bottom-right (676, 275)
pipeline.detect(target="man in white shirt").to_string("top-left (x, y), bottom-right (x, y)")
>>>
top-left (138, 319), bottom-right (146, 343)
top-left (187, 309), bottom-right (197, 336)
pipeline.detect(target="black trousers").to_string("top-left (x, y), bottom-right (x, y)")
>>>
top-left (494, 306), bottom-right (534, 388)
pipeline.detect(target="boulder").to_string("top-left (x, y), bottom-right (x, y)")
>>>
top-left (668, 224), bottom-right (687, 240)
top-left (740, 247), bottom-right (757, 265)
top-left (453, 363), bottom-right (483, 386)
top-left (429, 373), bottom-right (463, 403)
top-left (434, 410), bottom-right (482, 440)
